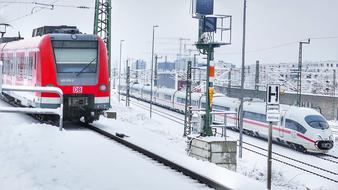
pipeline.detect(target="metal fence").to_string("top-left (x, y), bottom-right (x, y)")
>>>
top-left (0, 61), bottom-right (64, 130)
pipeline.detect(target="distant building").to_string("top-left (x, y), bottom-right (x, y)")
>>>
top-left (158, 61), bottom-right (175, 71)
top-left (157, 72), bottom-right (176, 89)
top-left (242, 60), bottom-right (338, 94)
top-left (132, 59), bottom-right (146, 70)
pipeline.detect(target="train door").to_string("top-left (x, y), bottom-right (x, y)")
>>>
top-left (279, 110), bottom-right (286, 138)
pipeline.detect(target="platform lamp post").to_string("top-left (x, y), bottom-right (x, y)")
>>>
top-left (238, 0), bottom-right (247, 159)
top-left (118, 39), bottom-right (125, 102)
top-left (297, 38), bottom-right (310, 107)
top-left (150, 25), bottom-right (159, 118)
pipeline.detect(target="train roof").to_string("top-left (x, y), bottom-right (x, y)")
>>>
top-left (0, 35), bottom-right (43, 50)
top-left (176, 91), bottom-right (203, 99)
top-left (0, 33), bottom-right (99, 51)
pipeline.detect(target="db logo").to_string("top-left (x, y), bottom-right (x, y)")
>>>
top-left (73, 86), bottom-right (83, 94)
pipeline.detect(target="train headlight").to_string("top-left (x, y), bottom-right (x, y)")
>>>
top-left (99, 84), bottom-right (107, 92)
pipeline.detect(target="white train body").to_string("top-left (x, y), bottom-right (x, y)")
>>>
top-left (122, 84), bottom-right (334, 153)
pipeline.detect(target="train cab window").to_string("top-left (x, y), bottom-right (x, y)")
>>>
top-left (304, 115), bottom-right (329, 130)
top-left (285, 119), bottom-right (307, 134)
top-left (52, 41), bottom-right (98, 73)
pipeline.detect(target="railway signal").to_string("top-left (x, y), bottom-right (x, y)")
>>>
top-left (192, 0), bottom-right (232, 136)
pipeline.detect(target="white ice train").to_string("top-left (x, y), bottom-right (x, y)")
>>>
top-left (123, 84), bottom-right (334, 153)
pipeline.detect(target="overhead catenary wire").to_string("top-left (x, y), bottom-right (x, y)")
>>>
top-left (0, 1), bottom-right (93, 9)
top-left (221, 36), bottom-right (338, 55)
top-left (0, 0), bottom-right (92, 24)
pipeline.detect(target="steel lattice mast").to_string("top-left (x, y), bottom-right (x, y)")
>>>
top-left (94, 0), bottom-right (112, 104)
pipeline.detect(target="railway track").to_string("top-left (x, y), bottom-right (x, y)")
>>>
top-left (85, 123), bottom-right (231, 190)
top-left (130, 99), bottom-right (184, 125)
top-left (125, 96), bottom-right (338, 183)
top-left (242, 141), bottom-right (338, 183)
top-left (313, 153), bottom-right (338, 164)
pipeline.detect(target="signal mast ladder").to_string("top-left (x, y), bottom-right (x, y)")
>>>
top-left (189, 106), bottom-right (238, 138)
top-left (0, 61), bottom-right (64, 130)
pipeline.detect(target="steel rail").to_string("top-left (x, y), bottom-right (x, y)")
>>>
top-left (87, 124), bottom-right (232, 190)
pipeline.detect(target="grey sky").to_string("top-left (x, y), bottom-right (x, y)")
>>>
top-left (1, 0), bottom-right (338, 67)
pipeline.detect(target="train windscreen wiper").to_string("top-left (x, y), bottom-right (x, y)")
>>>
top-left (76, 57), bottom-right (97, 77)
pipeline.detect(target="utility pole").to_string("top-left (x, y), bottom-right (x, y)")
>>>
top-left (118, 40), bottom-right (124, 102)
top-left (93, 0), bottom-right (111, 104)
top-left (150, 25), bottom-right (159, 118)
top-left (135, 60), bottom-right (139, 83)
top-left (239, 0), bottom-right (247, 158)
top-left (297, 38), bottom-right (310, 107)
top-left (333, 69), bottom-right (337, 120)
top-left (267, 121), bottom-right (273, 190)
top-left (113, 67), bottom-right (116, 89)
top-left (193, 54), bottom-right (199, 83)
top-left (154, 55), bottom-right (162, 87)
top-left (178, 38), bottom-right (190, 71)
top-left (255, 60), bottom-right (260, 98)
top-left (126, 60), bottom-right (130, 107)
top-left (228, 68), bottom-right (232, 96)
top-left (184, 60), bottom-right (193, 136)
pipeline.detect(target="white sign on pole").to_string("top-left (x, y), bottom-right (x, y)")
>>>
top-left (266, 84), bottom-right (279, 105)
top-left (266, 84), bottom-right (280, 122)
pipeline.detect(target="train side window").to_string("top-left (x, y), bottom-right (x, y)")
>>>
top-left (176, 97), bottom-right (186, 104)
top-left (285, 119), bottom-right (307, 134)
top-left (213, 105), bottom-right (230, 111)
top-left (244, 111), bottom-right (267, 123)
top-left (164, 94), bottom-right (171, 100)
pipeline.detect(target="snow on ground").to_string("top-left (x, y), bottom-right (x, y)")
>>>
top-left (1, 93), bottom-right (337, 190)
top-left (94, 92), bottom-right (338, 190)
top-left (0, 100), bottom-right (214, 190)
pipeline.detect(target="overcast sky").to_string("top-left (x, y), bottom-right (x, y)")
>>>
top-left (1, 0), bottom-right (338, 67)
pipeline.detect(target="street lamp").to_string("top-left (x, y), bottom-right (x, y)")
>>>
top-left (297, 38), bottom-right (310, 106)
top-left (239, 0), bottom-right (247, 159)
top-left (118, 39), bottom-right (125, 102)
top-left (150, 25), bottom-right (159, 118)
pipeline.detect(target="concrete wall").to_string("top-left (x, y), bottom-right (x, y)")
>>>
top-left (215, 86), bottom-right (338, 120)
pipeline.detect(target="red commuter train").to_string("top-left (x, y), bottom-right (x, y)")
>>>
top-left (0, 27), bottom-right (110, 123)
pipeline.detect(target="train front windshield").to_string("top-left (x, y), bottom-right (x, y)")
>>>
top-left (52, 41), bottom-right (98, 73)
top-left (304, 115), bottom-right (329, 130)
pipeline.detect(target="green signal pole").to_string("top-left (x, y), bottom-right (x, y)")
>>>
top-left (204, 47), bottom-right (214, 136)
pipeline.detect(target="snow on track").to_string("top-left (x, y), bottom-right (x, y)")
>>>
top-left (0, 100), bottom-right (212, 190)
